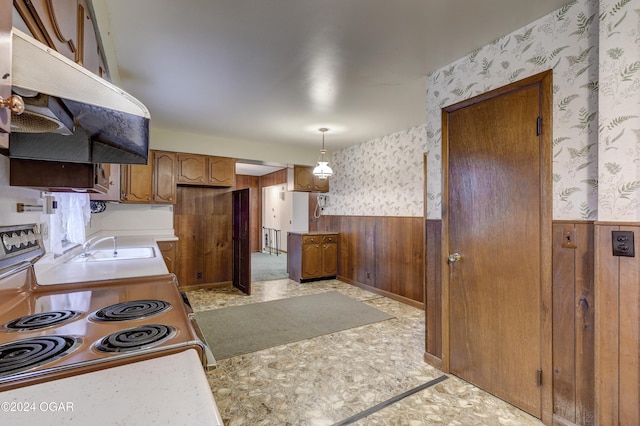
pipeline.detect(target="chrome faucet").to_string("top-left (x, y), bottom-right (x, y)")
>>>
top-left (81, 236), bottom-right (118, 257)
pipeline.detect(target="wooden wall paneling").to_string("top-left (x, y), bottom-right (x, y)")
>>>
top-left (595, 224), bottom-right (620, 426)
top-left (375, 217), bottom-right (423, 301)
top-left (259, 169), bottom-right (287, 188)
top-left (425, 220), bottom-right (442, 362)
top-left (574, 223), bottom-right (595, 425)
top-left (618, 225), bottom-right (639, 425)
top-left (552, 223), bottom-right (578, 423)
top-left (315, 215), bottom-right (424, 307)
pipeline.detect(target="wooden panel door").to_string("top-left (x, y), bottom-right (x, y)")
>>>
top-left (232, 188), bottom-right (251, 295)
top-left (321, 243), bottom-right (338, 276)
top-left (177, 153), bottom-right (206, 185)
top-left (152, 150), bottom-right (176, 203)
top-left (208, 156), bottom-right (235, 186)
top-left (120, 162), bottom-right (152, 203)
top-left (444, 72), bottom-right (551, 419)
top-left (302, 243), bottom-right (322, 279)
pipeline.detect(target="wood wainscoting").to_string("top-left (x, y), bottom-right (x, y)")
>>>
top-left (313, 215), bottom-right (424, 309)
top-left (552, 221), bottom-right (595, 426)
top-left (424, 220), bottom-right (597, 425)
top-left (595, 222), bottom-right (639, 426)
top-left (174, 185), bottom-right (233, 288)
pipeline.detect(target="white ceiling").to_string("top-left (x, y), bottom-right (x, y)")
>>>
top-left (97, 0), bottom-right (569, 169)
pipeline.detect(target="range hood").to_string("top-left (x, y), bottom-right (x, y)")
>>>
top-left (7, 28), bottom-right (150, 164)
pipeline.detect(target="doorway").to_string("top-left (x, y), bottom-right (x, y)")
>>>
top-left (441, 71), bottom-right (552, 420)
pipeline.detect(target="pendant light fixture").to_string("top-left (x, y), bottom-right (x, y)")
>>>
top-left (312, 128), bottom-right (333, 179)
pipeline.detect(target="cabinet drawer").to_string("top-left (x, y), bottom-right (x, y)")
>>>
top-left (302, 235), bottom-right (321, 244)
top-left (322, 235), bottom-right (337, 243)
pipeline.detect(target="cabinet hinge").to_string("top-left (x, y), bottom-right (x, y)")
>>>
top-left (536, 369), bottom-right (542, 387)
top-left (536, 116), bottom-right (542, 136)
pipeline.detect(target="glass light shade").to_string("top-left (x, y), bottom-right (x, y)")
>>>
top-left (313, 161), bottom-right (333, 180)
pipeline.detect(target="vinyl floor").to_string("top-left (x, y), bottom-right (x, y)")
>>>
top-left (186, 279), bottom-right (544, 425)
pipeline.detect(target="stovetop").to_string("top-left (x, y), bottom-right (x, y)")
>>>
top-left (0, 224), bottom-right (209, 392)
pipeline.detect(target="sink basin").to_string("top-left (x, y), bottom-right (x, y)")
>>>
top-left (70, 247), bottom-right (156, 263)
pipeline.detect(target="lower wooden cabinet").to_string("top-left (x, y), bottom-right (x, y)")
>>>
top-left (157, 241), bottom-right (176, 274)
top-left (287, 232), bottom-right (338, 282)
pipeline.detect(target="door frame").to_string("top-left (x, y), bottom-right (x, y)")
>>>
top-left (440, 70), bottom-right (553, 424)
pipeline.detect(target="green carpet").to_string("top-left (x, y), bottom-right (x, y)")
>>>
top-left (251, 252), bottom-right (288, 281)
top-left (195, 291), bottom-right (394, 360)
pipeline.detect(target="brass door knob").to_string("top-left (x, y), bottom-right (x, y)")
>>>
top-left (448, 252), bottom-right (462, 263)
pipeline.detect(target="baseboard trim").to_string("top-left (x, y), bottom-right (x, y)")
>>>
top-left (337, 276), bottom-right (424, 310)
top-left (423, 351), bottom-right (443, 370)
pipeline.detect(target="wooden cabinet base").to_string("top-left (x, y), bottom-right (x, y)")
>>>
top-left (287, 232), bottom-right (338, 282)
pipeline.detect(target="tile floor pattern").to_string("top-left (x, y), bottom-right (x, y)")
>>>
top-left (186, 279), bottom-right (544, 426)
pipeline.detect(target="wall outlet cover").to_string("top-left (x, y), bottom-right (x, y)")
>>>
top-left (612, 230), bottom-right (635, 257)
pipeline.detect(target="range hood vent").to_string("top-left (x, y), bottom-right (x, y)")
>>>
top-left (8, 28), bottom-right (150, 164)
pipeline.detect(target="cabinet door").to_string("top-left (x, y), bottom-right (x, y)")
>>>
top-left (157, 241), bottom-right (176, 273)
top-left (153, 151), bottom-right (177, 203)
top-left (293, 166), bottom-right (314, 191)
top-left (16, 0), bottom-right (80, 63)
top-left (321, 243), bottom-right (338, 276)
top-left (208, 156), bottom-right (235, 186)
top-left (121, 162), bottom-right (153, 203)
top-left (78, 0), bottom-right (100, 75)
top-left (313, 176), bottom-right (330, 193)
top-left (91, 164), bottom-right (121, 201)
top-left (177, 153), bottom-right (206, 185)
top-left (301, 244), bottom-right (322, 279)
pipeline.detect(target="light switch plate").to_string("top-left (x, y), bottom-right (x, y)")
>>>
top-left (562, 226), bottom-right (577, 249)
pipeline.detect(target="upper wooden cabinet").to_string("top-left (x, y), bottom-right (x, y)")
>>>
top-left (288, 165), bottom-right (329, 193)
top-left (120, 160), bottom-right (153, 203)
top-left (13, 0), bottom-right (107, 78)
top-left (153, 151), bottom-right (177, 203)
top-left (177, 153), bottom-right (235, 187)
top-left (208, 156), bottom-right (235, 186)
top-left (121, 150), bottom-right (176, 204)
top-left (90, 164), bottom-right (120, 201)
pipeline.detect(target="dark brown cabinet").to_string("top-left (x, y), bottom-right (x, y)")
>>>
top-left (176, 153), bottom-right (235, 187)
top-left (287, 232), bottom-right (338, 282)
top-left (287, 165), bottom-right (329, 192)
top-left (10, 158), bottom-right (110, 193)
top-left (121, 150), bottom-right (176, 204)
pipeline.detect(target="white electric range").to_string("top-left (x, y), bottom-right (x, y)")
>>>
top-left (0, 224), bottom-right (223, 425)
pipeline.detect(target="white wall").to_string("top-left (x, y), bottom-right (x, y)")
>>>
top-left (262, 184), bottom-right (308, 252)
top-left (85, 202), bottom-right (174, 236)
top-left (150, 127), bottom-right (319, 167)
top-left (0, 155), bottom-right (48, 229)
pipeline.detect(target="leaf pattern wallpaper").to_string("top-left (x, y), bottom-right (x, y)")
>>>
top-left (598, 0), bottom-right (640, 220)
top-left (326, 0), bottom-right (640, 221)
top-left (323, 125), bottom-right (426, 217)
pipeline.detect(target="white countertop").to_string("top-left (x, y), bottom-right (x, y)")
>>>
top-left (0, 349), bottom-right (223, 426)
top-left (34, 235), bottom-right (173, 285)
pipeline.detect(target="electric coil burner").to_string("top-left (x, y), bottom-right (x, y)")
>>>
top-left (0, 224), bottom-right (215, 393)
top-left (90, 300), bottom-right (171, 322)
top-left (3, 310), bottom-right (81, 331)
top-left (0, 336), bottom-right (79, 376)
top-left (95, 324), bottom-right (176, 353)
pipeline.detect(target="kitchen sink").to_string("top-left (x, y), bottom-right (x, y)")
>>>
top-left (69, 247), bottom-right (156, 263)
